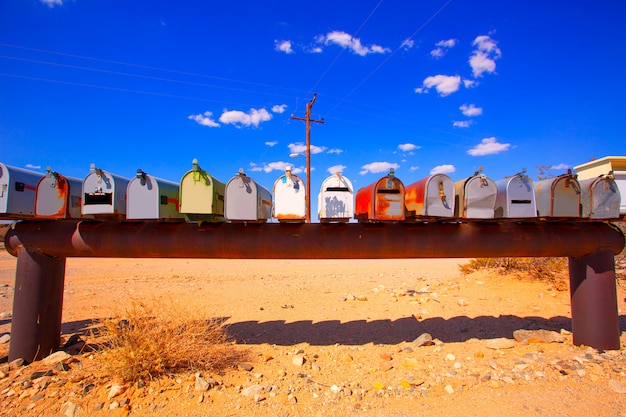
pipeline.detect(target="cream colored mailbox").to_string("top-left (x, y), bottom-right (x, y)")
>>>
top-left (225, 168), bottom-right (272, 223)
top-left (534, 171), bottom-right (581, 218)
top-left (578, 175), bottom-right (620, 219)
top-left (179, 159), bottom-right (225, 222)
top-left (318, 172), bottom-right (354, 223)
top-left (35, 167), bottom-right (85, 219)
top-left (454, 170), bottom-right (497, 219)
top-left (405, 173), bottom-right (455, 220)
top-left (272, 166), bottom-right (306, 222)
top-left (574, 156), bottom-right (626, 216)
top-left (494, 171), bottom-right (537, 219)
top-left (127, 169), bottom-right (185, 221)
top-left (82, 164), bottom-right (130, 217)
top-left (0, 163), bottom-right (43, 219)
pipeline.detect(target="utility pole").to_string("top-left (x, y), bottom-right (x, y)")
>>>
top-left (291, 93), bottom-right (324, 223)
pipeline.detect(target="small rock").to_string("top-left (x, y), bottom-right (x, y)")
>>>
top-left (242, 384), bottom-right (265, 398)
top-left (238, 363), bottom-right (254, 372)
top-left (379, 361), bottom-right (393, 372)
top-left (485, 338), bottom-right (516, 350)
top-left (0, 334), bottom-right (10, 344)
top-left (445, 353), bottom-right (456, 361)
top-left (83, 383), bottom-right (95, 395)
top-left (195, 375), bottom-right (216, 391)
top-left (93, 403), bottom-right (104, 411)
top-left (60, 401), bottom-right (82, 417)
top-left (30, 393), bottom-right (45, 402)
top-left (9, 357), bottom-right (25, 369)
top-left (513, 329), bottom-right (565, 344)
top-left (413, 333), bottom-right (434, 347)
top-left (330, 384), bottom-right (341, 393)
top-left (609, 379), bottom-right (626, 394)
top-left (108, 384), bottom-right (127, 400)
top-left (42, 351), bottom-right (70, 366)
top-left (311, 362), bottom-right (321, 371)
top-left (292, 355), bottom-right (305, 366)
top-left (444, 385), bottom-right (454, 394)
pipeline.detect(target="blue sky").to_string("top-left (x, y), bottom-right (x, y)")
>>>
top-left (1, 1), bottom-right (625, 215)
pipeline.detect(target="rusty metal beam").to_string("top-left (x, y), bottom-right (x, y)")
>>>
top-left (4, 220), bottom-right (625, 259)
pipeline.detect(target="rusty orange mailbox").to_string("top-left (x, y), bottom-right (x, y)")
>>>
top-left (355, 168), bottom-right (405, 222)
top-left (405, 173), bottom-right (455, 220)
top-left (35, 167), bottom-right (85, 219)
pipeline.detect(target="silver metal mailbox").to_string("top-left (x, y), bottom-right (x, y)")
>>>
top-left (35, 167), bottom-right (85, 219)
top-left (127, 169), bottom-right (185, 221)
top-left (494, 171), bottom-right (537, 219)
top-left (534, 171), bottom-right (581, 218)
top-left (0, 163), bottom-right (44, 219)
top-left (179, 159), bottom-right (225, 223)
top-left (225, 168), bottom-right (272, 223)
top-left (82, 164), bottom-right (130, 217)
top-left (405, 173), bottom-right (455, 219)
top-left (272, 166), bottom-right (306, 223)
top-left (454, 171), bottom-right (497, 219)
top-left (579, 175), bottom-right (621, 219)
top-left (318, 172), bottom-right (354, 223)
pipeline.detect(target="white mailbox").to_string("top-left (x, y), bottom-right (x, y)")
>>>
top-left (454, 171), bottom-right (497, 219)
top-left (82, 164), bottom-right (130, 217)
top-left (225, 168), bottom-right (272, 223)
top-left (405, 173), bottom-right (455, 219)
top-left (272, 166), bottom-right (306, 222)
top-left (534, 172), bottom-right (581, 218)
top-left (35, 167), bottom-right (85, 219)
top-left (318, 172), bottom-right (354, 223)
top-left (179, 159), bottom-right (225, 223)
top-left (127, 169), bottom-right (185, 221)
top-left (494, 171), bottom-right (537, 219)
top-left (574, 156), bottom-right (626, 215)
top-left (0, 163), bottom-right (44, 219)
top-left (579, 175), bottom-right (621, 219)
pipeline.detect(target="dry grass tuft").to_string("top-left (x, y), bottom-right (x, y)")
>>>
top-left (460, 257), bottom-right (569, 290)
top-left (96, 300), bottom-right (248, 382)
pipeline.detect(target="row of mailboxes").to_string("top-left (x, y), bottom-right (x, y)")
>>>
top-left (1, 161), bottom-right (622, 222)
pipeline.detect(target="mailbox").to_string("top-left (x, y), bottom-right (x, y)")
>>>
top-left (225, 168), bottom-right (272, 223)
top-left (494, 171), bottom-right (537, 219)
top-left (405, 173), bottom-right (455, 220)
top-left (35, 167), bottom-right (85, 219)
top-left (127, 169), bottom-right (185, 221)
top-left (318, 172), bottom-right (354, 223)
top-left (0, 163), bottom-right (43, 219)
top-left (534, 171), bottom-right (581, 218)
top-left (272, 166), bottom-right (306, 222)
top-left (574, 156), bottom-right (626, 215)
top-left (355, 168), bottom-right (405, 222)
top-left (179, 159), bottom-right (225, 222)
top-left (579, 175), bottom-right (621, 219)
top-left (454, 171), bottom-right (497, 219)
top-left (82, 164), bottom-right (130, 217)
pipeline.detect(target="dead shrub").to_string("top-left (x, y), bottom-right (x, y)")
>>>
top-left (460, 257), bottom-right (569, 290)
top-left (96, 300), bottom-right (248, 382)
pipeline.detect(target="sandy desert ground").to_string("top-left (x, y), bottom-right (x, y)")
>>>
top-left (0, 243), bottom-right (625, 416)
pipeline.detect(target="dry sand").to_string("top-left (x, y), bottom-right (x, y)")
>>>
top-left (1, 249), bottom-right (625, 416)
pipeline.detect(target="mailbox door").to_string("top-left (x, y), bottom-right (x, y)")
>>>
top-left (550, 176), bottom-right (580, 217)
top-left (82, 170), bottom-right (129, 215)
top-left (0, 164), bottom-right (42, 218)
top-left (127, 175), bottom-right (158, 219)
top-left (36, 174), bottom-right (83, 219)
top-left (423, 174), bottom-right (455, 217)
top-left (581, 178), bottom-right (620, 219)
top-left (463, 175), bottom-right (497, 219)
top-left (318, 174), bottom-right (354, 221)
top-left (273, 174), bottom-right (306, 221)
top-left (615, 171), bottom-right (626, 214)
top-left (180, 171), bottom-right (215, 214)
top-left (374, 178), bottom-right (404, 221)
top-left (506, 176), bottom-right (536, 218)
top-left (355, 184), bottom-right (375, 221)
top-left (225, 175), bottom-right (258, 221)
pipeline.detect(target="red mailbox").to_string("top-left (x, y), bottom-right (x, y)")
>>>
top-left (355, 169), bottom-right (405, 222)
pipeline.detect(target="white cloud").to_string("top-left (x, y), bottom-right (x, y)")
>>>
top-left (265, 141), bottom-right (278, 147)
top-left (318, 30), bottom-right (390, 56)
top-left (550, 163), bottom-right (570, 170)
top-left (463, 79), bottom-right (477, 89)
top-left (272, 104), bottom-right (287, 113)
top-left (275, 40), bottom-right (294, 54)
top-left (460, 103), bottom-right (483, 117)
top-left (430, 48), bottom-right (445, 59)
top-left (430, 164), bottom-right (455, 175)
top-left (188, 111), bottom-right (220, 127)
top-left (288, 142), bottom-right (327, 155)
top-left (25, 164), bottom-right (41, 169)
top-left (469, 35), bottom-right (501, 77)
top-left (467, 137), bottom-right (511, 156)
top-left (398, 143), bottom-right (420, 152)
top-left (453, 120), bottom-right (472, 128)
top-left (359, 162), bottom-right (399, 175)
top-left (430, 38), bottom-right (457, 59)
top-left (436, 39), bottom-right (457, 48)
top-left (327, 148), bottom-right (343, 154)
top-left (401, 39), bottom-right (415, 50)
top-left (40, 0), bottom-right (63, 7)
top-left (219, 108), bottom-right (272, 127)
top-left (416, 74), bottom-right (462, 96)
top-left (250, 161), bottom-right (302, 174)
top-left (409, 166), bottom-right (420, 172)
top-left (327, 165), bottom-right (347, 175)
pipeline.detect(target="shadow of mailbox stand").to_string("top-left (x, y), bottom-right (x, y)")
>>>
top-left (3, 220), bottom-right (625, 363)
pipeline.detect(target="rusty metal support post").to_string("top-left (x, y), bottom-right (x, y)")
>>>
top-left (569, 249), bottom-right (621, 350)
top-left (9, 247), bottom-right (66, 363)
